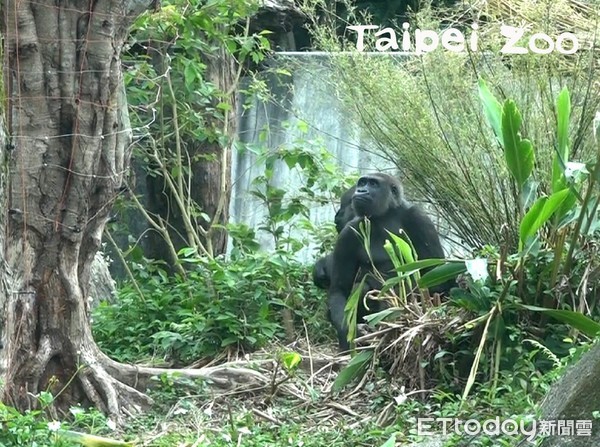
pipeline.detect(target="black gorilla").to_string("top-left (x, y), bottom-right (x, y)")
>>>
top-left (312, 186), bottom-right (356, 290)
top-left (328, 173), bottom-right (447, 350)
top-left (334, 186), bottom-right (356, 233)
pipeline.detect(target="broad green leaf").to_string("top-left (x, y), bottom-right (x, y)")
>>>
top-left (520, 178), bottom-right (539, 211)
top-left (379, 435), bottom-right (397, 447)
top-left (552, 87), bottom-right (571, 193)
top-left (478, 79), bottom-right (504, 146)
top-left (281, 352), bottom-right (302, 371)
top-left (332, 350), bottom-right (373, 391)
top-left (363, 307), bottom-right (402, 326)
top-left (392, 258), bottom-right (446, 273)
top-left (502, 100), bottom-right (535, 189)
top-left (383, 239), bottom-right (403, 272)
top-left (386, 231), bottom-right (415, 263)
top-left (521, 305), bottom-right (600, 337)
top-left (418, 262), bottom-right (467, 288)
top-left (519, 189), bottom-right (571, 245)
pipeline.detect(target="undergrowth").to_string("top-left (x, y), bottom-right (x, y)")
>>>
top-left (92, 251), bottom-right (333, 365)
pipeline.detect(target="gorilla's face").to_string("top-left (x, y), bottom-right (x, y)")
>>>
top-left (352, 174), bottom-right (400, 217)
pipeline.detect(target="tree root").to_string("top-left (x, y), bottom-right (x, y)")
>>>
top-left (79, 349), bottom-right (153, 423)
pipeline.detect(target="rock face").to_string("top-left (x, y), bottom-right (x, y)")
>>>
top-left (540, 342), bottom-right (600, 446)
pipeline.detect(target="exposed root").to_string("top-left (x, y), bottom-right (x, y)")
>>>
top-left (79, 349), bottom-right (154, 423)
top-left (100, 349), bottom-right (269, 393)
top-left (79, 374), bottom-right (108, 414)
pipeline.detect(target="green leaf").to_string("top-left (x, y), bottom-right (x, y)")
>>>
top-left (332, 350), bottom-right (373, 391)
top-left (344, 278), bottom-right (366, 342)
top-left (58, 430), bottom-right (133, 446)
top-left (184, 62), bottom-right (196, 88)
top-left (363, 307), bottom-right (402, 326)
top-left (280, 352), bottom-right (302, 371)
top-left (418, 262), bottom-right (467, 288)
top-left (520, 178), bottom-right (539, 210)
top-left (521, 305), bottom-right (600, 337)
top-left (553, 87), bottom-right (571, 193)
top-left (478, 78), bottom-right (504, 146)
top-left (386, 231), bottom-right (416, 263)
top-left (379, 435), bottom-right (397, 447)
top-left (519, 189), bottom-right (571, 245)
top-left (502, 100), bottom-right (535, 189)
top-left (297, 120), bottom-right (309, 133)
top-left (393, 258), bottom-right (446, 273)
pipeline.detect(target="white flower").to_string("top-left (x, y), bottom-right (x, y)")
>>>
top-left (69, 406), bottom-right (84, 416)
top-left (203, 407), bottom-right (213, 416)
top-left (466, 258), bottom-right (489, 282)
top-left (47, 421), bottom-right (61, 432)
top-left (173, 407), bottom-right (189, 415)
top-left (107, 419), bottom-right (117, 431)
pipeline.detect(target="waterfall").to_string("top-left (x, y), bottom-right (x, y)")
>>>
top-left (230, 55), bottom-right (396, 263)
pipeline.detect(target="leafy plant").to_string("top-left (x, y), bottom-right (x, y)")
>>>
top-left (94, 251), bottom-right (332, 364)
top-left (446, 82), bottom-right (600, 402)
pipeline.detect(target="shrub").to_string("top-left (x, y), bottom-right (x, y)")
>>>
top-left (93, 251), bottom-right (332, 364)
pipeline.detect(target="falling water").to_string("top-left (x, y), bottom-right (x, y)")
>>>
top-left (229, 55), bottom-right (396, 262)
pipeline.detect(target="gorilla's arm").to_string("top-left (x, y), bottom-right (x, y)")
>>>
top-left (313, 185), bottom-right (357, 290)
top-left (401, 203), bottom-right (453, 293)
top-left (328, 225), bottom-right (361, 350)
top-left (401, 203), bottom-right (445, 260)
top-left (312, 254), bottom-right (332, 290)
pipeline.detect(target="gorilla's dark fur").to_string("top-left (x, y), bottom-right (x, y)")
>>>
top-left (326, 173), bottom-right (448, 350)
top-left (312, 186), bottom-right (356, 290)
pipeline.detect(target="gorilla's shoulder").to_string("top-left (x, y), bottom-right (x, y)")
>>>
top-left (340, 216), bottom-right (367, 236)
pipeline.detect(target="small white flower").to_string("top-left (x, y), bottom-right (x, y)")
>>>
top-left (173, 407), bottom-right (188, 415)
top-left (106, 419), bottom-right (117, 431)
top-left (69, 406), bottom-right (84, 416)
top-left (394, 393), bottom-right (407, 405)
top-left (203, 407), bottom-right (213, 416)
top-left (47, 421), bottom-right (61, 432)
top-left (394, 385), bottom-right (407, 405)
top-left (565, 162), bottom-right (587, 179)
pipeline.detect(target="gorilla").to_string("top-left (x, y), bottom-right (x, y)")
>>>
top-left (312, 186), bottom-right (356, 290)
top-left (328, 173), bottom-right (448, 350)
top-left (334, 185), bottom-right (356, 234)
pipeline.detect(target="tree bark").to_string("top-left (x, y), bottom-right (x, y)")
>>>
top-left (141, 40), bottom-right (234, 261)
top-left (1, 0), bottom-right (154, 420)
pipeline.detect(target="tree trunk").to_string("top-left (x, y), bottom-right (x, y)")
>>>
top-left (142, 41), bottom-right (234, 261)
top-left (1, 0), bottom-right (154, 420)
top-left (192, 45), bottom-right (235, 255)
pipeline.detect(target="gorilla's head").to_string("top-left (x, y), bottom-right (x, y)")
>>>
top-left (351, 173), bottom-right (402, 217)
top-left (334, 186), bottom-right (356, 233)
